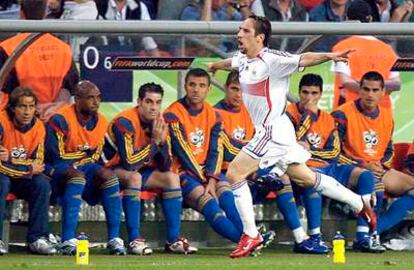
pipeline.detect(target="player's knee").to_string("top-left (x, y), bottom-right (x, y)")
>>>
top-left (97, 168), bottom-right (119, 186)
top-left (63, 167), bottom-right (85, 181)
top-left (126, 173), bottom-right (142, 189)
top-left (163, 172), bottom-right (180, 189)
top-left (293, 176), bottom-right (314, 188)
top-left (98, 168), bottom-right (115, 180)
top-left (225, 167), bottom-right (242, 184)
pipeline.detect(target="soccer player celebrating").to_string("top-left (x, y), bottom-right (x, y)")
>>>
top-left (332, 71), bottom-right (414, 242)
top-left (102, 82), bottom-right (197, 254)
top-left (206, 15), bottom-right (376, 258)
top-left (0, 87), bottom-right (56, 255)
top-left (45, 80), bottom-right (126, 255)
top-left (164, 68), bottom-right (243, 244)
top-left (286, 73), bottom-right (384, 252)
top-left (216, 71), bottom-right (327, 254)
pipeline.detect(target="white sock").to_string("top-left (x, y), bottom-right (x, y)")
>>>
top-left (309, 228), bottom-right (321, 236)
top-left (292, 227), bottom-right (308, 243)
top-left (232, 180), bottom-right (258, 238)
top-left (313, 172), bottom-right (363, 213)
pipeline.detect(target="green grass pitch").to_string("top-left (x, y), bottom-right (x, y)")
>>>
top-left (1, 247), bottom-right (414, 270)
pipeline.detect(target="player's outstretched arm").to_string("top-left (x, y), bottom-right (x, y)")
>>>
top-left (204, 58), bottom-right (233, 75)
top-left (299, 49), bottom-right (355, 68)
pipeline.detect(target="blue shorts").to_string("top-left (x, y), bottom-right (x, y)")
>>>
top-left (50, 163), bottom-right (103, 206)
top-left (179, 173), bottom-right (228, 198)
top-left (314, 163), bottom-right (354, 187)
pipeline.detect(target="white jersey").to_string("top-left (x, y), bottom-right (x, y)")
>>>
top-left (232, 47), bottom-right (300, 126)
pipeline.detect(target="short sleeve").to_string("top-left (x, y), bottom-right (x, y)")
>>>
top-left (264, 50), bottom-right (301, 78)
top-left (331, 61), bottom-right (350, 75)
top-left (231, 51), bottom-right (243, 69)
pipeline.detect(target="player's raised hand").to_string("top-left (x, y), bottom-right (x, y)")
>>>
top-left (330, 49), bottom-right (356, 63)
top-left (152, 114), bottom-right (162, 144)
top-left (159, 116), bottom-right (168, 145)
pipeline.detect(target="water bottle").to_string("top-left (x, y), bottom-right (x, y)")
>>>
top-left (332, 231), bottom-right (345, 264)
top-left (76, 232), bottom-right (89, 265)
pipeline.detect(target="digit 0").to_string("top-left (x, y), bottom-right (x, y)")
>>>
top-left (83, 46), bottom-right (99, 69)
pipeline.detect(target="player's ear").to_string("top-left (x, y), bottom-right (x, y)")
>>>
top-left (257, 33), bottom-right (265, 44)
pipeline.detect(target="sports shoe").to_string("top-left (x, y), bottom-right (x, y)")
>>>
top-left (129, 238), bottom-right (153, 255)
top-left (230, 233), bottom-right (263, 258)
top-left (310, 234), bottom-right (329, 253)
top-left (353, 236), bottom-right (386, 253)
top-left (164, 237), bottom-right (198, 254)
top-left (293, 237), bottom-right (329, 254)
top-left (107, 237), bottom-right (127, 255)
top-left (251, 229), bottom-right (276, 257)
top-left (28, 237), bottom-right (57, 255)
top-left (357, 197), bottom-right (377, 233)
top-left (0, 240), bottom-right (8, 255)
top-left (58, 238), bottom-right (78, 255)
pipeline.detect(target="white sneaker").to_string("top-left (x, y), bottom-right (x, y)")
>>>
top-left (129, 238), bottom-right (153, 255)
top-left (164, 238), bottom-right (198, 254)
top-left (107, 237), bottom-right (127, 255)
top-left (29, 237), bottom-right (57, 255)
top-left (0, 240), bottom-right (7, 255)
top-left (58, 238), bottom-right (78, 255)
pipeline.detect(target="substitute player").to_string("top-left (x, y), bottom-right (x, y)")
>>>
top-left (332, 71), bottom-right (414, 241)
top-left (102, 82), bottom-right (197, 254)
top-left (0, 87), bottom-right (56, 255)
top-left (164, 68), bottom-right (243, 244)
top-left (45, 81), bottom-right (126, 255)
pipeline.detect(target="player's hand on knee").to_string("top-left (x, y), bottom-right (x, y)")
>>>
top-left (204, 178), bottom-right (217, 200)
top-left (31, 160), bottom-right (45, 175)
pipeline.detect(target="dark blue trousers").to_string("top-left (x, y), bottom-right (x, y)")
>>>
top-left (0, 173), bottom-right (50, 243)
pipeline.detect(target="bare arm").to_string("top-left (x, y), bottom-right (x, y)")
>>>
top-left (205, 58), bottom-right (233, 74)
top-left (299, 49), bottom-right (354, 68)
top-left (201, 0), bottom-right (212, 21)
top-left (339, 72), bottom-right (401, 94)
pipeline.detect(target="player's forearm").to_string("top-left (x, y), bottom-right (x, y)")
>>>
top-left (169, 122), bottom-right (206, 181)
top-left (205, 126), bottom-right (224, 177)
top-left (211, 58), bottom-right (233, 72)
top-left (0, 161), bottom-right (32, 178)
top-left (201, 0), bottom-right (212, 21)
top-left (385, 79), bottom-right (401, 92)
top-left (310, 132), bottom-right (340, 162)
top-left (299, 52), bottom-right (335, 67)
top-left (155, 141), bottom-right (172, 172)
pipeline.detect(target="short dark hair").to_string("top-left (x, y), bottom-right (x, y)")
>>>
top-left (299, 73), bottom-right (323, 93)
top-left (138, 82), bottom-right (164, 100)
top-left (6, 86), bottom-right (38, 115)
top-left (185, 68), bottom-right (211, 85)
top-left (20, 0), bottom-right (47, 20)
top-left (74, 80), bottom-right (99, 97)
top-left (248, 15), bottom-right (271, 47)
top-left (360, 71), bottom-right (385, 88)
top-left (225, 70), bottom-right (239, 87)
top-left (347, 0), bottom-right (372, 23)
